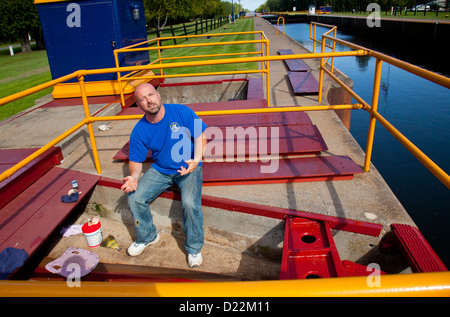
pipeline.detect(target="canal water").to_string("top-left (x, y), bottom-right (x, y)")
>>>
top-left (279, 22), bottom-right (450, 267)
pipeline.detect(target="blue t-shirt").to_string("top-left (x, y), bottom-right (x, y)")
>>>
top-left (129, 104), bottom-right (207, 175)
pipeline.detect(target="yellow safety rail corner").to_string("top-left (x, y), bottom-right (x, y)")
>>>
top-left (310, 22), bottom-right (450, 188)
top-left (0, 271), bottom-right (449, 297)
top-left (0, 28), bottom-right (449, 296)
top-left (113, 31), bottom-right (270, 107)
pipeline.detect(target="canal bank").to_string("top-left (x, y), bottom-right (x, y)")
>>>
top-left (30, 17), bottom-right (417, 277)
top-left (263, 14), bottom-right (450, 74)
top-left (271, 20), bottom-right (450, 267)
top-left (1, 17), bottom-right (432, 283)
top-left (264, 13), bottom-right (449, 41)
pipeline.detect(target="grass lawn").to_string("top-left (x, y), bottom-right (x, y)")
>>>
top-left (146, 18), bottom-right (258, 75)
top-left (0, 48), bottom-right (52, 121)
top-left (0, 18), bottom-right (256, 121)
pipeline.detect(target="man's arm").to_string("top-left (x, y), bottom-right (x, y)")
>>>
top-left (178, 132), bottom-right (207, 176)
top-left (121, 160), bottom-right (143, 192)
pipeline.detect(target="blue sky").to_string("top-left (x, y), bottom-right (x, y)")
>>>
top-left (239, 0), bottom-right (266, 11)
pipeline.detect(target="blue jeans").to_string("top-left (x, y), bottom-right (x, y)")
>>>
top-left (127, 166), bottom-right (204, 255)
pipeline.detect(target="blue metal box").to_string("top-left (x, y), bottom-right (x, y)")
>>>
top-left (35, 0), bottom-right (149, 83)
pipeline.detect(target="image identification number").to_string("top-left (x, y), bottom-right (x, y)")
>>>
top-left (224, 301), bottom-right (269, 312)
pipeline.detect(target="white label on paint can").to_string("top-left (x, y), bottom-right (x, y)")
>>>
top-left (84, 229), bottom-right (102, 247)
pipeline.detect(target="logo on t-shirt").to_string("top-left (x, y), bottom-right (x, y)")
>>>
top-left (170, 122), bottom-right (180, 132)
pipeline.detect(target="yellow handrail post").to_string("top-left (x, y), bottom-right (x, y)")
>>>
top-left (318, 39), bottom-right (326, 103)
top-left (114, 51), bottom-right (126, 108)
top-left (78, 73), bottom-right (102, 175)
top-left (313, 23), bottom-right (317, 53)
top-left (276, 17), bottom-right (285, 35)
top-left (266, 39), bottom-right (270, 107)
top-left (157, 39), bottom-right (163, 76)
top-left (331, 27), bottom-right (337, 73)
top-left (260, 32), bottom-right (265, 78)
top-left (364, 58), bottom-right (383, 172)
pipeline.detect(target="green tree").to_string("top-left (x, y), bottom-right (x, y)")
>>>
top-left (144, 0), bottom-right (225, 28)
top-left (0, 0), bottom-right (43, 52)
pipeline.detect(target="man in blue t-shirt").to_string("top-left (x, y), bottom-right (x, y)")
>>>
top-left (121, 83), bottom-right (207, 268)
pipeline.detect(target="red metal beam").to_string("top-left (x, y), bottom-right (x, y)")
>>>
top-left (98, 177), bottom-right (382, 237)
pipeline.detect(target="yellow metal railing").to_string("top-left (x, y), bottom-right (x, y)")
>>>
top-left (309, 22), bottom-right (450, 188)
top-left (0, 50), bottom-right (365, 184)
top-left (113, 31), bottom-right (270, 107)
top-left (1, 271), bottom-right (449, 297)
top-left (276, 17), bottom-right (285, 35)
top-left (0, 30), bottom-right (450, 295)
top-left (1, 48), bottom-right (449, 188)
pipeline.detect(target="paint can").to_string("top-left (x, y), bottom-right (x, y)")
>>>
top-left (81, 218), bottom-right (102, 248)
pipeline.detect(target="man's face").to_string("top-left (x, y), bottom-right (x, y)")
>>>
top-left (136, 84), bottom-right (162, 115)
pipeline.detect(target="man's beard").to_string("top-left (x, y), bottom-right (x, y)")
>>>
top-left (145, 103), bottom-right (161, 115)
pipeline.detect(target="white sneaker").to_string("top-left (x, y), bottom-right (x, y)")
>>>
top-left (127, 233), bottom-right (160, 256)
top-left (188, 252), bottom-right (203, 268)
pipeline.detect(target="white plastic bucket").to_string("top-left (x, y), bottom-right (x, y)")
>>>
top-left (81, 220), bottom-right (102, 248)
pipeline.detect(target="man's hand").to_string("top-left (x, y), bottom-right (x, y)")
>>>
top-left (121, 175), bottom-right (138, 193)
top-left (121, 161), bottom-right (142, 193)
top-left (177, 159), bottom-right (199, 176)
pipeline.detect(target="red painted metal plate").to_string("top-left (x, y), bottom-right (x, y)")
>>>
top-left (114, 124), bottom-right (328, 161)
top-left (0, 147), bottom-right (63, 209)
top-left (287, 71), bottom-right (320, 94)
top-left (188, 99), bottom-right (267, 110)
top-left (278, 49), bottom-right (310, 72)
top-left (201, 111), bottom-right (312, 127)
top-left (246, 78), bottom-right (264, 100)
top-left (280, 217), bottom-right (345, 279)
top-left (388, 224), bottom-right (447, 272)
top-left (0, 167), bottom-right (100, 255)
top-left (202, 155), bottom-right (363, 186)
top-left (0, 148), bottom-right (38, 164)
top-left (204, 124), bottom-right (327, 159)
top-left (282, 249), bottom-right (342, 279)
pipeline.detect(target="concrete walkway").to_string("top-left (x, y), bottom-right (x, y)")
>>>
top-left (0, 17), bottom-right (415, 279)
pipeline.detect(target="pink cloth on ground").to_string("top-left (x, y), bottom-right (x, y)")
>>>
top-left (45, 247), bottom-right (99, 277)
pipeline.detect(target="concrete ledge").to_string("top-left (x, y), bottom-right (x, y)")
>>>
top-left (87, 185), bottom-right (284, 260)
